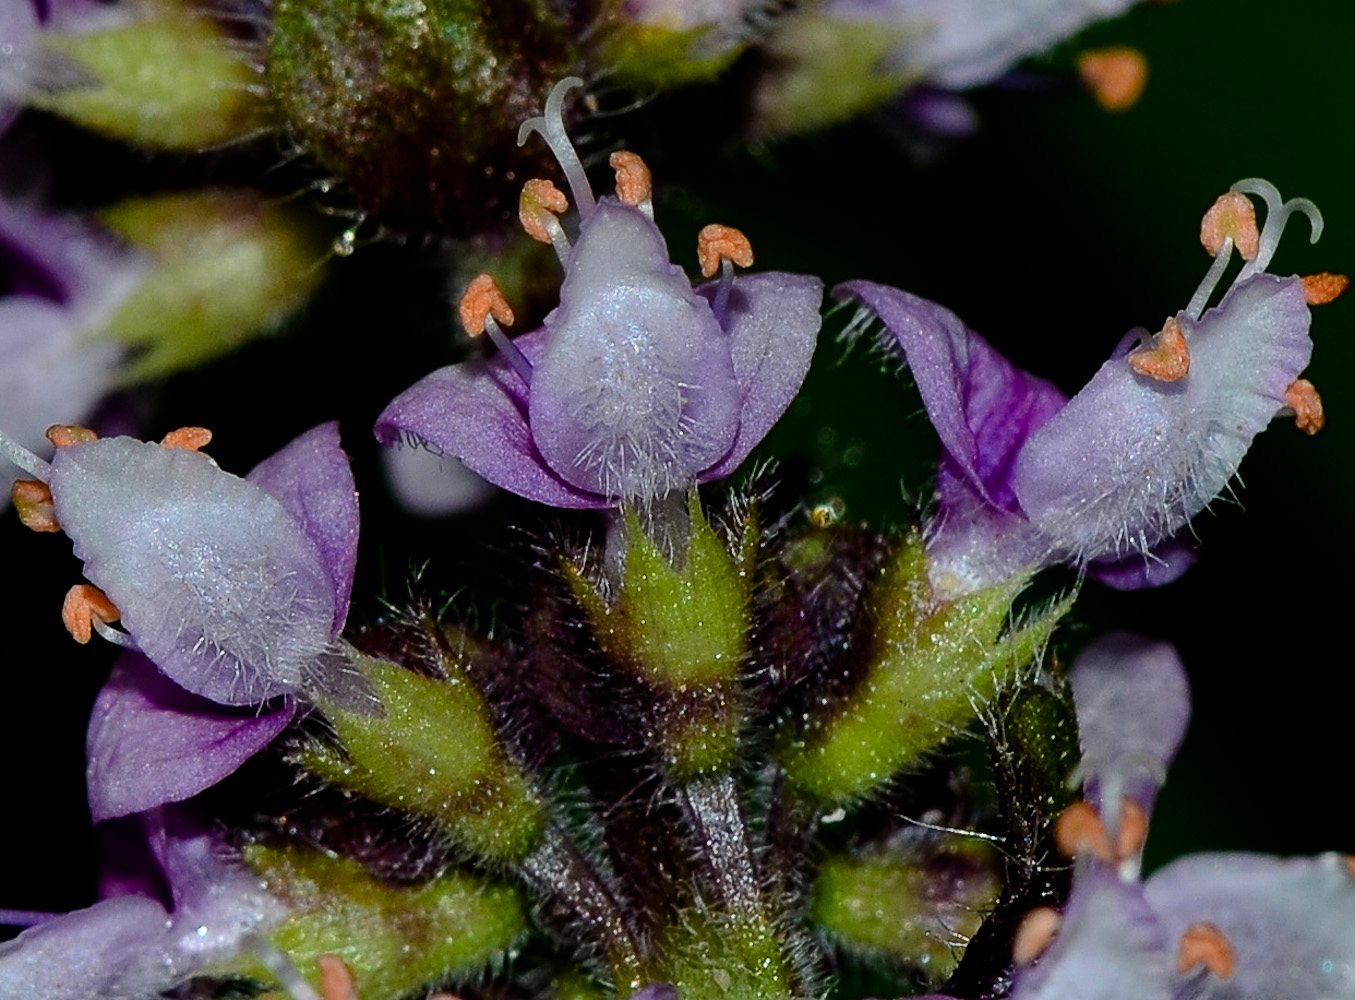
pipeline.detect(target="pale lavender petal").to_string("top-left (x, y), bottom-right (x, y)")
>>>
top-left (835, 280), bottom-right (1065, 510)
top-left (51, 437), bottom-right (337, 705)
top-left (1085, 536), bottom-right (1197, 590)
top-left (1010, 863), bottom-right (1172, 1000)
top-left (247, 422), bottom-right (358, 630)
top-left (698, 271), bottom-right (823, 480)
top-left (0, 2), bottom-right (39, 133)
top-left (531, 200), bottom-right (741, 500)
top-left (1070, 633), bottom-right (1189, 818)
top-left (375, 326), bottom-right (608, 509)
top-left (1013, 274), bottom-right (1312, 568)
top-left (1145, 852), bottom-right (1355, 1000)
top-left (86, 654), bottom-right (294, 822)
top-left (925, 462), bottom-right (1046, 597)
top-left (380, 442), bottom-right (498, 517)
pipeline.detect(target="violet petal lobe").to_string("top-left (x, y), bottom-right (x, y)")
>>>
top-left (375, 326), bottom-right (608, 509)
top-left (835, 280), bottom-right (1066, 509)
top-left (86, 654), bottom-right (294, 822)
top-left (529, 199), bottom-right (741, 500)
top-left (698, 270), bottom-right (823, 481)
top-left (50, 437), bottom-right (337, 706)
top-left (1012, 273), bottom-right (1312, 567)
top-left (1069, 633), bottom-right (1190, 817)
top-left (246, 421), bottom-right (359, 630)
top-left (1145, 852), bottom-right (1355, 1000)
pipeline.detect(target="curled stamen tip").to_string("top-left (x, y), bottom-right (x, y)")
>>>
top-left (12, 480), bottom-right (60, 532)
top-left (1303, 272), bottom-right (1349, 304)
top-left (1284, 378), bottom-right (1324, 434)
top-left (1176, 923), bottom-right (1235, 979)
top-left (1201, 192), bottom-right (1260, 260)
top-left (697, 224), bottom-right (754, 278)
top-left (317, 954), bottom-right (361, 1000)
top-left (459, 273), bottom-right (515, 336)
top-left (519, 178), bottom-right (569, 244)
top-left (62, 583), bottom-right (121, 645)
top-left (46, 424), bottom-right (98, 449)
top-left (161, 427), bottom-right (213, 452)
top-left (1129, 317), bottom-right (1190, 382)
top-left (1077, 47), bottom-right (1148, 112)
top-left (1012, 907), bottom-right (1062, 965)
top-left (610, 151), bottom-right (652, 207)
top-left (518, 77), bottom-right (584, 147)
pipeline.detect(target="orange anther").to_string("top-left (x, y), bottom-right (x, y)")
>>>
top-left (11, 480), bottom-right (60, 532)
top-left (1012, 907), bottom-right (1062, 966)
top-left (519, 178), bottom-right (569, 244)
top-left (1129, 317), bottom-right (1190, 382)
top-left (1303, 272), bottom-right (1349, 305)
top-left (61, 584), bottom-right (121, 645)
top-left (1115, 798), bottom-right (1149, 860)
top-left (610, 151), bottom-right (652, 207)
top-left (1200, 192), bottom-right (1260, 261)
top-left (1077, 47), bottom-right (1148, 112)
top-left (1344, 855), bottom-right (1355, 880)
top-left (1176, 923), bottom-right (1235, 979)
top-left (1055, 801), bottom-right (1112, 861)
top-left (1284, 379), bottom-right (1324, 434)
top-left (46, 424), bottom-right (98, 449)
top-left (697, 224), bottom-right (754, 279)
top-left (161, 427), bottom-right (212, 452)
top-left (316, 954), bottom-right (360, 1000)
top-left (458, 274), bottom-right (515, 337)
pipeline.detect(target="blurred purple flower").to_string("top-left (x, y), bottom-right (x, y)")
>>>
top-left (0, 808), bottom-right (285, 1000)
top-left (2, 421), bottom-right (359, 708)
top-left (377, 78), bottom-right (822, 508)
top-left (0, 196), bottom-right (146, 502)
top-left (836, 180), bottom-right (1324, 596)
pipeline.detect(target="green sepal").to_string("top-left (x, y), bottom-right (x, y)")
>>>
top-left (305, 653), bottom-right (548, 864)
top-left (98, 191), bottom-right (329, 382)
top-left (998, 681), bottom-right (1081, 821)
top-left (33, 2), bottom-right (268, 150)
top-left (810, 839), bottom-right (1001, 982)
top-left (222, 842), bottom-right (527, 997)
top-left (781, 531), bottom-right (1070, 804)
top-left (592, 19), bottom-right (746, 88)
top-left (751, 11), bottom-right (921, 136)
top-left (647, 909), bottom-right (796, 1000)
top-left (566, 492), bottom-right (755, 779)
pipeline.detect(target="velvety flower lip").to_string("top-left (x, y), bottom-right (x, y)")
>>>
top-left (0, 808), bottom-right (284, 1000)
top-left (376, 78), bottom-right (822, 508)
top-left (835, 179), bottom-right (1327, 596)
top-left (1, 421), bottom-right (359, 707)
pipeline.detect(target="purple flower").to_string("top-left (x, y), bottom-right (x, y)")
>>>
top-left (836, 180), bottom-right (1326, 596)
top-left (2, 421), bottom-right (359, 707)
top-left (998, 634), bottom-right (1355, 1000)
top-left (377, 78), bottom-right (822, 508)
top-left (0, 195), bottom-right (146, 502)
top-left (0, 808), bottom-right (285, 1000)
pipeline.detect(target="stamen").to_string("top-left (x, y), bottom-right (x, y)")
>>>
top-left (1344, 855), bottom-right (1355, 880)
top-left (1055, 801), bottom-right (1111, 861)
top-left (1231, 178), bottom-right (1323, 279)
top-left (46, 424), bottom-right (98, 448)
top-left (1077, 47), bottom-right (1148, 112)
top-left (1176, 923), bottom-right (1235, 979)
top-left (698, 224), bottom-right (755, 278)
top-left (242, 933), bottom-right (325, 1000)
top-left (12, 480), bottom-right (60, 532)
top-left (317, 955), bottom-right (360, 1000)
top-left (161, 427), bottom-right (213, 452)
top-left (1284, 379), bottom-right (1324, 434)
top-left (1200, 192), bottom-right (1260, 261)
top-left (459, 274), bottom-right (533, 387)
top-left (1113, 797), bottom-right (1148, 860)
top-left (518, 77), bottom-right (596, 218)
top-left (519, 178), bottom-right (572, 266)
top-left (0, 428), bottom-right (52, 482)
top-left (61, 584), bottom-right (122, 645)
top-left (1012, 907), bottom-right (1062, 965)
top-left (1303, 272), bottom-right (1349, 304)
top-left (610, 151), bottom-right (653, 218)
top-left (1129, 317), bottom-right (1190, 382)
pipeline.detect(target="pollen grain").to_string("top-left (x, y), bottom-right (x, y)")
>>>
top-left (1129, 317), bottom-right (1190, 382)
top-left (1176, 923), bottom-right (1235, 979)
top-left (1200, 192), bottom-right (1260, 261)
top-left (610, 151), bottom-right (652, 207)
top-left (161, 427), bottom-right (213, 452)
top-left (698, 224), bottom-right (754, 279)
top-left (1013, 907), bottom-right (1062, 965)
top-left (459, 274), bottom-right (515, 337)
top-left (519, 178), bottom-right (569, 244)
top-left (1284, 379), bottom-right (1324, 434)
top-left (62, 584), bottom-right (121, 645)
top-left (1077, 47), bottom-right (1148, 112)
top-left (46, 424), bottom-right (98, 449)
top-left (1303, 272), bottom-right (1349, 305)
top-left (12, 479), bottom-right (60, 532)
